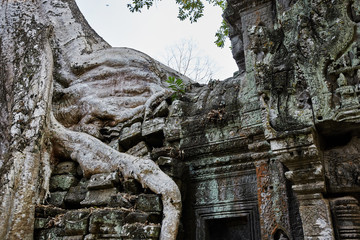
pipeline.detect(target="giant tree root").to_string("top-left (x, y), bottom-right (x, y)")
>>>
top-left (49, 114), bottom-right (181, 240)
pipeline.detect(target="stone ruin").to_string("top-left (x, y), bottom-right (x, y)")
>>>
top-left (34, 0), bottom-right (360, 239)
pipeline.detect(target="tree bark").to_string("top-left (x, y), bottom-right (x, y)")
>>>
top-left (0, 1), bottom-right (183, 239)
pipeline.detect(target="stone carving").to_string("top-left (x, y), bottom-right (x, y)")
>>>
top-left (2, 0), bottom-right (360, 239)
top-left (330, 197), bottom-right (360, 240)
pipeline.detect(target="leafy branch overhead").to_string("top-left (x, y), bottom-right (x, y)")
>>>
top-left (127, 0), bottom-right (229, 47)
top-left (166, 76), bottom-right (186, 100)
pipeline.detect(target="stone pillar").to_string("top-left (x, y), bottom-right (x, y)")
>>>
top-left (279, 142), bottom-right (336, 240)
top-left (254, 156), bottom-right (291, 240)
top-left (296, 193), bottom-right (334, 240)
top-left (255, 159), bottom-right (277, 239)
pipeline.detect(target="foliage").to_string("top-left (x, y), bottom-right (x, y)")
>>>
top-left (215, 19), bottom-right (229, 48)
top-left (127, 0), bottom-right (229, 47)
top-left (166, 76), bottom-right (186, 100)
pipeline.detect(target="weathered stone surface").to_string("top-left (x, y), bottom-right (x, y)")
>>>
top-left (135, 194), bottom-right (162, 212)
top-left (63, 236), bottom-right (83, 240)
top-left (108, 193), bottom-right (133, 208)
top-left (87, 172), bottom-right (119, 190)
top-left (35, 228), bottom-right (64, 240)
top-left (124, 212), bottom-right (148, 225)
top-left (49, 174), bottom-right (78, 192)
top-left (64, 180), bottom-right (88, 206)
top-left (63, 210), bottom-right (90, 236)
top-left (123, 179), bottom-right (143, 195)
top-left (119, 122), bottom-right (142, 148)
top-left (34, 218), bottom-right (49, 230)
top-left (142, 118), bottom-right (165, 137)
top-left (11, 1), bottom-right (360, 240)
top-left (53, 161), bottom-right (77, 175)
top-left (47, 191), bottom-right (67, 207)
top-left (330, 196), bottom-right (360, 240)
top-left (156, 156), bottom-right (183, 178)
top-left (80, 188), bottom-right (118, 207)
top-left (121, 223), bottom-right (160, 239)
top-left (35, 205), bottom-right (67, 218)
top-left (152, 100), bottom-right (169, 118)
top-left (89, 209), bottom-right (127, 234)
top-left (164, 118), bottom-right (181, 142)
top-left (324, 136), bottom-right (360, 193)
top-left (84, 233), bottom-right (122, 240)
top-left (125, 141), bottom-right (149, 157)
top-left (124, 212), bottom-right (161, 224)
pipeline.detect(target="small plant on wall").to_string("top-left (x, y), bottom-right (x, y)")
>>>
top-left (166, 76), bottom-right (186, 100)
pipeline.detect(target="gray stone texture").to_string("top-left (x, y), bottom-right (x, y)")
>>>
top-left (89, 209), bottom-right (127, 235)
top-left (80, 188), bottom-right (118, 207)
top-left (141, 118), bottom-right (165, 137)
top-left (49, 174), bottom-right (78, 192)
top-left (63, 210), bottom-right (90, 236)
top-left (87, 172), bottom-right (119, 190)
top-left (64, 179), bottom-right (88, 206)
top-left (47, 191), bottom-right (67, 208)
top-left (135, 194), bottom-right (162, 212)
top-left (52, 161), bottom-right (78, 175)
top-left (125, 141), bottom-right (149, 157)
top-left (122, 179), bottom-right (143, 195)
top-left (121, 223), bottom-right (160, 239)
top-left (119, 122), bottom-right (142, 148)
top-left (108, 193), bottom-right (133, 208)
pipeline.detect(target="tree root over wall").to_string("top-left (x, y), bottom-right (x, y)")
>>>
top-left (50, 113), bottom-right (182, 240)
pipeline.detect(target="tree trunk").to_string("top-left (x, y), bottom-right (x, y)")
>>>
top-left (0, 1), bottom-right (182, 239)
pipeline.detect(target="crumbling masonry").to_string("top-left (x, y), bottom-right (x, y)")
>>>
top-left (34, 0), bottom-right (360, 239)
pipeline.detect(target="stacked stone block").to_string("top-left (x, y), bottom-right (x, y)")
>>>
top-left (36, 96), bottom-right (186, 239)
top-left (34, 162), bottom-right (163, 240)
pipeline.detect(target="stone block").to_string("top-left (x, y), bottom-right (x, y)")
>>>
top-left (152, 100), bottom-right (169, 118)
top-left (80, 188), bottom-right (117, 206)
top-left (49, 174), bottom-right (78, 191)
top-left (65, 180), bottom-right (88, 206)
top-left (142, 118), bottom-right (165, 137)
top-left (63, 236), bottom-right (83, 240)
top-left (108, 193), bottom-right (133, 208)
top-left (84, 233), bottom-right (122, 240)
top-left (125, 141), bottom-right (149, 157)
top-left (87, 172), bottom-right (119, 190)
top-left (121, 223), bottom-right (160, 239)
top-left (34, 218), bottom-right (49, 229)
top-left (150, 146), bottom-right (172, 160)
top-left (35, 205), bottom-right (66, 218)
top-left (53, 161), bottom-right (77, 175)
top-left (35, 228), bottom-right (64, 240)
top-left (119, 122), bottom-right (142, 148)
top-left (164, 117), bottom-right (181, 141)
top-left (89, 209), bottom-right (127, 235)
top-left (63, 209), bottom-right (90, 236)
top-left (123, 179), bottom-right (143, 195)
top-left (48, 191), bottom-right (67, 207)
top-left (156, 156), bottom-right (184, 178)
top-left (124, 212), bottom-right (148, 224)
top-left (135, 194), bottom-right (162, 212)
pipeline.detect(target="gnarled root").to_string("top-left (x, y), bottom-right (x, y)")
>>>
top-left (49, 113), bottom-right (181, 240)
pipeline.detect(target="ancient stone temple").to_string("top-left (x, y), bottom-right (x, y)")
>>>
top-left (1, 0), bottom-right (360, 240)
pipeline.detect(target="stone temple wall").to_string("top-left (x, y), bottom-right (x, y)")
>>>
top-left (35, 0), bottom-right (360, 239)
top-left (34, 91), bottom-right (183, 239)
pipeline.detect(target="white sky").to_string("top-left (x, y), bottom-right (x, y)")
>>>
top-left (75, 0), bottom-right (238, 80)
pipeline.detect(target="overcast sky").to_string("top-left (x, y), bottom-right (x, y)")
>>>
top-left (75, 0), bottom-right (238, 80)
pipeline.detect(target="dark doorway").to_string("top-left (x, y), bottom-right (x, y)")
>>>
top-left (205, 216), bottom-right (250, 240)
